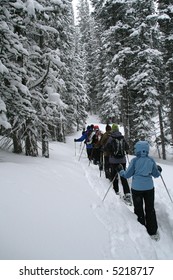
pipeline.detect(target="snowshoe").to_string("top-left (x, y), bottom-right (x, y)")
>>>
top-left (122, 193), bottom-right (133, 206)
top-left (150, 231), bottom-right (160, 241)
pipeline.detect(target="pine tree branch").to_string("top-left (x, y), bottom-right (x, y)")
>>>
top-left (28, 60), bottom-right (51, 90)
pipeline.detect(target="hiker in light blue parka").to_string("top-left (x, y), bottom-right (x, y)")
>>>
top-left (117, 140), bottom-right (162, 239)
top-left (119, 141), bottom-right (161, 190)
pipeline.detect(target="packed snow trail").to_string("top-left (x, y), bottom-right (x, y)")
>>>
top-left (72, 115), bottom-right (173, 259)
top-left (75, 148), bottom-right (154, 259)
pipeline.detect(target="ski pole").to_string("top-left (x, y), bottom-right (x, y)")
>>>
top-left (78, 143), bottom-right (85, 161)
top-left (102, 174), bottom-right (117, 202)
top-left (79, 142), bottom-right (82, 153)
top-left (160, 174), bottom-right (173, 203)
top-left (75, 142), bottom-right (76, 156)
top-left (102, 152), bottom-right (105, 174)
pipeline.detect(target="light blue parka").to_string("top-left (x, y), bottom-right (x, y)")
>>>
top-left (119, 141), bottom-right (161, 191)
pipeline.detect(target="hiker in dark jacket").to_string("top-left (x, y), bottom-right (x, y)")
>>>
top-left (104, 123), bottom-right (131, 203)
top-left (92, 125), bottom-right (103, 165)
top-left (99, 124), bottom-right (112, 178)
top-left (74, 125), bottom-right (95, 160)
top-left (117, 140), bottom-right (162, 240)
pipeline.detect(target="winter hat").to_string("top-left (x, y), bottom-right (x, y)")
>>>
top-left (111, 123), bottom-right (119, 132)
top-left (90, 124), bottom-right (94, 130)
top-left (94, 125), bottom-right (99, 130)
top-left (134, 141), bottom-right (149, 157)
top-left (106, 124), bottom-right (111, 131)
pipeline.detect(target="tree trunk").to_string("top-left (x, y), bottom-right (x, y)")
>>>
top-left (170, 98), bottom-right (173, 143)
top-left (25, 120), bottom-right (38, 157)
top-left (25, 133), bottom-right (38, 156)
top-left (42, 128), bottom-right (49, 158)
top-left (12, 131), bottom-right (22, 154)
top-left (158, 105), bottom-right (166, 160)
top-left (121, 86), bottom-right (132, 152)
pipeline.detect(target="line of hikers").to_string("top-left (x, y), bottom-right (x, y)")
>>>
top-left (74, 123), bottom-right (162, 241)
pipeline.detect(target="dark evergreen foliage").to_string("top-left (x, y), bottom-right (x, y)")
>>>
top-left (0, 0), bottom-right (173, 160)
top-left (0, 0), bottom-right (88, 156)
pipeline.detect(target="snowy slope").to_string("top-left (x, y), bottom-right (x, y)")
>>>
top-left (0, 115), bottom-right (173, 260)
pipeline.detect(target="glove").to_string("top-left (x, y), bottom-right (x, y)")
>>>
top-left (157, 165), bottom-right (162, 173)
top-left (74, 139), bottom-right (77, 142)
top-left (116, 164), bottom-right (123, 172)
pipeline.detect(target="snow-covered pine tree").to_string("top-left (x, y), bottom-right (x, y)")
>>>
top-left (158, 0), bottom-right (173, 145)
top-left (88, 1), bottom-right (106, 120)
top-left (73, 26), bottom-right (89, 131)
top-left (23, 0), bottom-right (69, 155)
top-left (127, 0), bottom-right (164, 146)
top-left (90, 0), bottom-right (165, 153)
top-left (1, 0), bottom-right (86, 157)
top-left (0, 98), bottom-right (11, 134)
top-left (101, 1), bottom-right (131, 126)
top-left (90, 0), bottom-right (131, 126)
top-left (9, 0), bottom-right (59, 156)
top-left (76, 0), bottom-right (95, 113)
top-left (0, 0), bottom-right (36, 154)
top-left (88, 17), bottom-right (104, 116)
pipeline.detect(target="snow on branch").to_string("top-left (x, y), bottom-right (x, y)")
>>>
top-left (26, 0), bottom-right (45, 15)
top-left (0, 99), bottom-right (11, 129)
top-left (0, 60), bottom-right (9, 74)
top-left (28, 60), bottom-right (50, 90)
top-left (158, 14), bottom-right (171, 21)
top-left (46, 86), bottom-right (67, 109)
top-left (36, 23), bottom-right (59, 34)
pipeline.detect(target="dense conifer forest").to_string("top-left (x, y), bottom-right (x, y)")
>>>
top-left (0, 0), bottom-right (173, 159)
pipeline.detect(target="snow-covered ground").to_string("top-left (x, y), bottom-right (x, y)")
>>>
top-left (0, 115), bottom-right (173, 261)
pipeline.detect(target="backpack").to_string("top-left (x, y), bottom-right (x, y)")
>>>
top-left (86, 130), bottom-right (95, 144)
top-left (110, 137), bottom-right (125, 158)
top-left (92, 130), bottom-right (102, 145)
